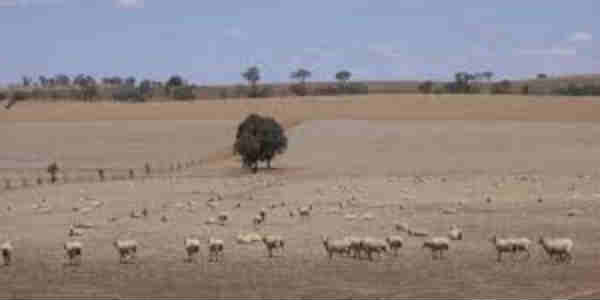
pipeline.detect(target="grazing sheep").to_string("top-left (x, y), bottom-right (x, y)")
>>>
top-left (360, 237), bottom-right (388, 261)
top-left (252, 214), bottom-right (264, 226)
top-left (73, 222), bottom-right (94, 229)
top-left (408, 228), bottom-right (429, 237)
top-left (64, 241), bottom-right (83, 265)
top-left (538, 237), bottom-right (574, 264)
top-left (207, 238), bottom-right (224, 262)
top-left (422, 237), bottom-right (450, 260)
top-left (441, 208), bottom-right (458, 215)
top-left (394, 222), bottom-right (410, 233)
top-left (183, 237), bottom-right (201, 262)
top-left (447, 225), bottom-right (463, 241)
top-left (489, 235), bottom-right (517, 262)
top-left (113, 239), bottom-right (138, 264)
top-left (68, 226), bottom-right (84, 237)
top-left (298, 205), bottom-right (313, 217)
top-left (385, 236), bottom-right (404, 256)
top-left (130, 210), bottom-right (142, 219)
top-left (345, 236), bottom-right (364, 259)
top-left (217, 212), bottom-right (229, 223)
top-left (361, 213), bottom-right (375, 221)
top-left (1, 241), bottom-right (13, 266)
top-left (512, 237), bottom-right (532, 260)
top-left (237, 233), bottom-right (262, 244)
top-left (321, 235), bottom-right (351, 260)
top-left (262, 235), bottom-right (285, 258)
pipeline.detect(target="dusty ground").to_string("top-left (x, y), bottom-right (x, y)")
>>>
top-left (1, 95), bottom-right (600, 298)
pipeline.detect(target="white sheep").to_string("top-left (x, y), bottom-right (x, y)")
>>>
top-left (64, 241), bottom-right (83, 265)
top-left (298, 204), bottom-right (313, 217)
top-left (321, 235), bottom-right (351, 260)
top-left (422, 237), bottom-right (450, 259)
top-left (113, 239), bottom-right (138, 264)
top-left (183, 237), bottom-right (201, 262)
top-left (237, 232), bottom-right (262, 244)
top-left (447, 225), bottom-right (463, 241)
top-left (512, 237), bottom-right (532, 260)
top-left (344, 236), bottom-right (363, 259)
top-left (217, 212), bottom-right (229, 223)
top-left (489, 235), bottom-right (516, 262)
top-left (385, 236), bottom-right (404, 256)
top-left (538, 237), bottom-right (574, 264)
top-left (68, 225), bottom-right (84, 237)
top-left (207, 237), bottom-right (224, 262)
top-left (262, 235), bottom-right (285, 258)
top-left (408, 228), bottom-right (429, 237)
top-left (360, 237), bottom-right (388, 261)
top-left (252, 214), bottom-right (264, 226)
top-left (1, 241), bottom-right (13, 266)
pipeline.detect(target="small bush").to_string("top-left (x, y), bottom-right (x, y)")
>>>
top-left (314, 85), bottom-right (339, 96)
top-left (112, 86), bottom-right (145, 102)
top-left (171, 86), bottom-right (195, 101)
top-left (47, 162), bottom-right (59, 184)
top-left (0, 92), bottom-right (7, 101)
top-left (345, 82), bottom-right (369, 94)
top-left (255, 86), bottom-right (274, 98)
top-left (11, 90), bottom-right (29, 101)
top-left (418, 81), bottom-right (434, 94)
top-left (289, 83), bottom-right (309, 96)
top-left (521, 85), bottom-right (530, 95)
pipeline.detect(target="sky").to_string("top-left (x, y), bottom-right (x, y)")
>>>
top-left (0, 0), bottom-right (598, 85)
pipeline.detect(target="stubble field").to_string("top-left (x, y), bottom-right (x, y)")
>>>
top-left (1, 94), bottom-right (600, 298)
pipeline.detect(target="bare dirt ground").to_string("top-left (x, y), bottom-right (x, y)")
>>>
top-left (1, 95), bottom-right (600, 298)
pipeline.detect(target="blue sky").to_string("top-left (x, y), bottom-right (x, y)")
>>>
top-left (0, 0), bottom-right (598, 85)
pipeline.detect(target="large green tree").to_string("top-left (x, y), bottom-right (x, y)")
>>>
top-left (233, 113), bottom-right (288, 173)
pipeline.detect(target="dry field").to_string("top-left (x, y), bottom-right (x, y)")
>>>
top-left (2, 94), bottom-right (600, 298)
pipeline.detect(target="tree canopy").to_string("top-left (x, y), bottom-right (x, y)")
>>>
top-left (233, 113), bottom-right (288, 173)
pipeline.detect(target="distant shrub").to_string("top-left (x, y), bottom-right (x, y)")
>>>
top-left (255, 86), bottom-right (274, 98)
top-left (289, 83), bottom-right (309, 96)
top-left (537, 73), bottom-right (548, 79)
top-left (11, 90), bottom-right (29, 101)
top-left (554, 84), bottom-right (600, 96)
top-left (47, 162), bottom-right (59, 184)
top-left (344, 82), bottom-right (369, 94)
top-left (433, 87), bottom-right (445, 94)
top-left (491, 80), bottom-right (512, 94)
top-left (0, 91), bottom-right (6, 101)
top-left (418, 81), bottom-right (434, 94)
top-left (112, 86), bottom-right (145, 102)
top-left (521, 85), bottom-right (530, 95)
top-left (314, 85), bottom-right (339, 96)
top-left (171, 86), bottom-right (195, 101)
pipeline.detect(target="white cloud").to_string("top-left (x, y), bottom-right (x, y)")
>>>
top-left (515, 47), bottom-right (577, 56)
top-left (569, 32), bottom-right (592, 42)
top-left (116, 0), bottom-right (144, 9)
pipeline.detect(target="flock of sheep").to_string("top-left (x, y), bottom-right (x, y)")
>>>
top-left (0, 205), bottom-right (575, 267)
top-left (0, 173), bottom-right (580, 269)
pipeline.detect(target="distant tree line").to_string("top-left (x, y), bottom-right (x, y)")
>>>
top-left (3, 66), bottom-right (370, 106)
